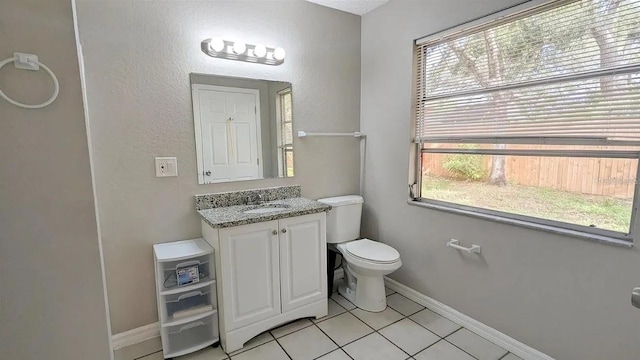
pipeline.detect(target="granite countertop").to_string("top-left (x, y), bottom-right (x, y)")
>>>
top-left (198, 197), bottom-right (331, 229)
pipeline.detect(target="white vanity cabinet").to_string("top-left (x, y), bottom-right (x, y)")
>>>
top-left (202, 212), bottom-right (328, 352)
top-left (278, 215), bottom-right (327, 312)
top-left (218, 220), bottom-right (282, 331)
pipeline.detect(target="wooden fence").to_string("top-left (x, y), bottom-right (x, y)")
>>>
top-left (422, 145), bottom-right (638, 199)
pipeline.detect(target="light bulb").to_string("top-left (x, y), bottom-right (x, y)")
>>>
top-left (273, 47), bottom-right (286, 61)
top-left (233, 41), bottom-right (247, 55)
top-left (253, 44), bottom-right (267, 58)
top-left (209, 37), bottom-right (225, 52)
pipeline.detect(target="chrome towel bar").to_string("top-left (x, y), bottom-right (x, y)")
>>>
top-left (297, 130), bottom-right (364, 138)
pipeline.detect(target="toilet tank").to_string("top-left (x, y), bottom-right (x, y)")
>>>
top-left (317, 195), bottom-right (363, 244)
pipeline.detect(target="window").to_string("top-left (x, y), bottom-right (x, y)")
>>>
top-left (413, 0), bottom-right (640, 243)
top-left (277, 88), bottom-right (294, 177)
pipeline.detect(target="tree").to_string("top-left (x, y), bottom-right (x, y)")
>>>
top-left (586, 0), bottom-right (623, 92)
top-left (449, 29), bottom-right (508, 185)
top-left (424, 0), bottom-right (633, 186)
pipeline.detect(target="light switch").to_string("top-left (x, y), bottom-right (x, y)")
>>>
top-left (155, 157), bottom-right (178, 177)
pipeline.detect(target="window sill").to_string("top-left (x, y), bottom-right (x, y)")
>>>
top-left (407, 199), bottom-right (634, 248)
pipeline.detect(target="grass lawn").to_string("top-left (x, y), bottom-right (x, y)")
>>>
top-left (422, 175), bottom-right (633, 233)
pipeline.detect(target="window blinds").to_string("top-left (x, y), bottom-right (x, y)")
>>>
top-left (414, 0), bottom-right (640, 145)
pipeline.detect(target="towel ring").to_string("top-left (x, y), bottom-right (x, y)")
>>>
top-left (0, 54), bottom-right (59, 109)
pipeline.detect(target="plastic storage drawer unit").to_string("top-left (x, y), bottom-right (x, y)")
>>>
top-left (153, 238), bottom-right (219, 359)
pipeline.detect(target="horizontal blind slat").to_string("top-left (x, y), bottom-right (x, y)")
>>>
top-left (414, 0), bottom-right (640, 146)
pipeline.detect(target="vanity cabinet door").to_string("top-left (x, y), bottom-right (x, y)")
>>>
top-left (219, 220), bottom-right (281, 331)
top-left (278, 213), bottom-right (327, 313)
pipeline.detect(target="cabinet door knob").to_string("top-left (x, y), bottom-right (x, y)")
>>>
top-left (205, 171), bottom-right (211, 176)
top-left (272, 230), bottom-right (278, 235)
top-left (281, 228), bottom-right (287, 233)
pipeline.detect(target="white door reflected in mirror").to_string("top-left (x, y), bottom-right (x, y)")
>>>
top-left (191, 74), bottom-right (295, 184)
top-left (194, 85), bottom-right (262, 183)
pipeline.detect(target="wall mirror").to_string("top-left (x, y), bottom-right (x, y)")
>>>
top-left (191, 73), bottom-right (294, 184)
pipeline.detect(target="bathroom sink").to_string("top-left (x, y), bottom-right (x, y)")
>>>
top-left (243, 204), bottom-right (290, 214)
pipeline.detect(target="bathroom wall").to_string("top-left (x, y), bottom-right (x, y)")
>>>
top-left (76, 0), bottom-right (361, 334)
top-left (361, 1), bottom-right (640, 359)
top-left (0, 0), bottom-right (111, 359)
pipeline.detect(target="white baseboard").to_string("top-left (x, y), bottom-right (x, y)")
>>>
top-left (111, 322), bottom-right (160, 351)
top-left (384, 277), bottom-right (555, 360)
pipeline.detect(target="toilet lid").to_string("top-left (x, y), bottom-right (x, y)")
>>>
top-left (345, 239), bottom-right (400, 264)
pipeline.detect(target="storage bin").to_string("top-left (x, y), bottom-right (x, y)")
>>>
top-left (159, 254), bottom-right (214, 292)
top-left (163, 284), bottom-right (215, 320)
top-left (162, 312), bottom-right (219, 357)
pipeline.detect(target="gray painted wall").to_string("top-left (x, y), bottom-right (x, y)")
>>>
top-left (0, 0), bottom-right (111, 359)
top-left (76, 0), bottom-right (361, 334)
top-left (361, 1), bottom-right (640, 360)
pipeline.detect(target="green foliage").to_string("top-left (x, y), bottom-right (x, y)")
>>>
top-left (442, 145), bottom-right (486, 181)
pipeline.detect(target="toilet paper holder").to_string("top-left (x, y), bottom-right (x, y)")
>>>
top-left (632, 287), bottom-right (640, 309)
top-left (447, 239), bottom-right (482, 254)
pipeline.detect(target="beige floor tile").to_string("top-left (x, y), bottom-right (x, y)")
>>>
top-left (278, 325), bottom-right (338, 360)
top-left (135, 343), bottom-right (226, 360)
top-left (342, 333), bottom-right (408, 360)
top-left (230, 341), bottom-right (288, 360)
top-left (313, 298), bottom-right (347, 323)
top-left (410, 309), bottom-right (461, 337)
top-left (446, 329), bottom-right (508, 360)
top-left (379, 318), bottom-right (440, 355)
top-left (331, 292), bottom-right (356, 310)
top-left (178, 345), bottom-right (228, 360)
top-left (413, 340), bottom-right (475, 360)
top-left (270, 318), bottom-right (314, 338)
top-left (316, 312), bottom-right (373, 346)
top-left (227, 331), bottom-right (274, 357)
top-left (316, 349), bottom-right (351, 360)
top-left (351, 306), bottom-right (404, 330)
top-left (386, 293), bottom-right (425, 316)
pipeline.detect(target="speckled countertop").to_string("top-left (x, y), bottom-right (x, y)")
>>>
top-left (198, 197), bottom-right (331, 229)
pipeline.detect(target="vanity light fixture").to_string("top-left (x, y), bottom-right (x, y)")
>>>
top-left (201, 38), bottom-right (285, 65)
top-left (273, 47), bottom-right (286, 61)
top-left (232, 41), bottom-right (247, 55)
top-left (253, 44), bottom-right (267, 58)
top-left (208, 37), bottom-right (225, 53)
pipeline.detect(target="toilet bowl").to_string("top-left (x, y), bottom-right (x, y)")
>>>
top-left (317, 195), bottom-right (402, 312)
top-left (336, 239), bottom-right (401, 312)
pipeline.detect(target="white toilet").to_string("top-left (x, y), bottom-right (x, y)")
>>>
top-left (317, 195), bottom-right (402, 312)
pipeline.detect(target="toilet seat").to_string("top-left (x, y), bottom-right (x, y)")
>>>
top-left (344, 239), bottom-right (400, 264)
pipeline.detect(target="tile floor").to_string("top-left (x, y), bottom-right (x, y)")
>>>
top-left (137, 285), bottom-right (521, 360)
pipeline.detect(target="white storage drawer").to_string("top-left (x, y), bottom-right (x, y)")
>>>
top-left (163, 284), bottom-right (215, 321)
top-left (162, 312), bottom-right (219, 358)
top-left (159, 254), bottom-right (214, 292)
top-left (154, 238), bottom-right (219, 358)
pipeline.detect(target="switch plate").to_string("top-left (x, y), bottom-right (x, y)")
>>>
top-left (155, 157), bottom-right (178, 177)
